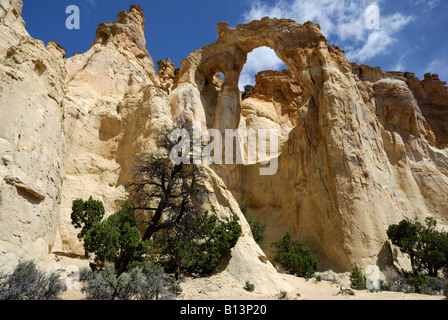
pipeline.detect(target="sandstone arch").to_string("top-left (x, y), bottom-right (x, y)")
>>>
top-left (170, 17), bottom-right (326, 133)
top-left (170, 17), bottom-right (359, 270)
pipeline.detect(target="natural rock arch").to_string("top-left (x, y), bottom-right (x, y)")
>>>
top-left (169, 17), bottom-right (399, 271)
top-left (170, 17), bottom-right (327, 133)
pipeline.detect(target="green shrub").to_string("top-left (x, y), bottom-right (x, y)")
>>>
top-left (71, 196), bottom-right (105, 239)
top-left (242, 84), bottom-right (254, 98)
top-left (79, 262), bottom-right (180, 300)
top-left (0, 261), bottom-right (66, 300)
top-left (349, 264), bottom-right (366, 290)
top-left (421, 276), bottom-right (448, 295)
top-left (71, 196), bottom-right (105, 258)
top-left (278, 290), bottom-right (288, 300)
top-left (271, 232), bottom-right (318, 277)
top-left (405, 272), bottom-right (427, 294)
top-left (239, 200), bottom-right (266, 246)
top-left (157, 213), bottom-right (242, 277)
top-left (83, 200), bottom-right (153, 274)
top-left (244, 281), bottom-right (255, 292)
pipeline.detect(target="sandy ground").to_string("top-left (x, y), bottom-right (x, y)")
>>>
top-left (51, 253), bottom-right (445, 301)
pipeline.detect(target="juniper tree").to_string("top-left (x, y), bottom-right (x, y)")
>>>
top-left (71, 196), bottom-right (105, 258)
top-left (157, 213), bottom-right (242, 278)
top-left (387, 217), bottom-right (448, 277)
top-left (126, 121), bottom-right (241, 277)
top-left (126, 121), bottom-right (211, 242)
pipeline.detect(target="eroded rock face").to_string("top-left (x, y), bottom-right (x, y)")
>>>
top-left (58, 4), bottom-right (165, 255)
top-left (0, 0), bottom-right (66, 269)
top-left (157, 58), bottom-right (179, 93)
top-left (170, 18), bottom-right (448, 272)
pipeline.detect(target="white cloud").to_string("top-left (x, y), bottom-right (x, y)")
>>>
top-left (238, 47), bottom-right (286, 90)
top-left (413, 0), bottom-right (441, 9)
top-left (346, 13), bottom-right (413, 62)
top-left (242, 0), bottom-right (414, 64)
top-left (346, 30), bottom-right (394, 61)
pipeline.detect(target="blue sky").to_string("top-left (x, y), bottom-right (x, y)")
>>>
top-left (22, 0), bottom-right (447, 89)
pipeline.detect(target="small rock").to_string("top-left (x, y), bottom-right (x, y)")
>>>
top-left (2, 155), bottom-right (13, 165)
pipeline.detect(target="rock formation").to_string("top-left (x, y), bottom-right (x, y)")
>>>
top-left (170, 17), bottom-right (448, 272)
top-left (1, 0), bottom-right (448, 293)
top-left (0, 0), bottom-right (66, 269)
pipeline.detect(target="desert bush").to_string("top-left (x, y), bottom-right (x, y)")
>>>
top-left (278, 290), bottom-right (288, 300)
top-left (244, 281), bottom-right (255, 292)
top-left (242, 84), bottom-right (254, 98)
top-left (83, 200), bottom-right (153, 274)
top-left (443, 278), bottom-right (448, 298)
top-left (157, 213), bottom-right (242, 277)
top-left (271, 232), bottom-right (318, 277)
top-left (421, 276), bottom-right (448, 295)
top-left (349, 264), bottom-right (366, 290)
top-left (79, 262), bottom-right (180, 300)
top-left (380, 266), bottom-right (410, 292)
top-left (239, 199), bottom-right (267, 246)
top-left (0, 261), bottom-right (66, 300)
top-left (404, 272), bottom-right (428, 294)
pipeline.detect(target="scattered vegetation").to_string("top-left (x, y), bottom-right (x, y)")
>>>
top-left (239, 199), bottom-right (266, 246)
top-left (0, 261), bottom-right (66, 300)
top-left (271, 232), bottom-right (318, 277)
top-left (349, 264), bottom-right (366, 290)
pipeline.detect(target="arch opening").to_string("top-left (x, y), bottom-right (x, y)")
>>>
top-left (238, 46), bottom-right (286, 92)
